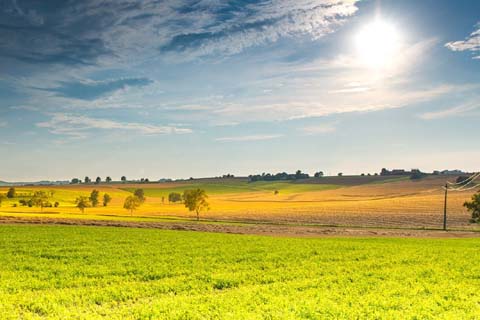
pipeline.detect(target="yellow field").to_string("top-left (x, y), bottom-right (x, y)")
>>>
top-left (0, 176), bottom-right (477, 229)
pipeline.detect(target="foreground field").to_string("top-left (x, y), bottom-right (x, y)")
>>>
top-left (0, 175), bottom-right (477, 229)
top-left (0, 225), bottom-right (479, 319)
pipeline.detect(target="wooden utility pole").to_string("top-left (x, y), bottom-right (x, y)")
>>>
top-left (443, 183), bottom-right (448, 231)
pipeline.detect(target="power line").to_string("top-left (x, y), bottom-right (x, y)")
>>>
top-left (447, 172), bottom-right (480, 186)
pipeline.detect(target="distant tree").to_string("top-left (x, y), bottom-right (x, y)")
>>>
top-left (274, 190), bottom-right (279, 195)
top-left (144, 178), bottom-right (149, 183)
top-left (90, 189), bottom-right (100, 207)
top-left (314, 171), bottom-right (324, 178)
top-left (30, 191), bottom-right (51, 212)
top-left (121, 176), bottom-right (127, 183)
top-left (84, 176), bottom-right (91, 184)
top-left (410, 170), bottom-right (426, 180)
top-left (95, 177), bottom-right (101, 184)
top-left (380, 168), bottom-right (390, 176)
top-left (124, 195), bottom-right (141, 215)
top-left (0, 194), bottom-right (6, 207)
top-left (54, 201), bottom-right (59, 208)
top-left (361, 173), bottom-right (365, 176)
top-left (6, 187), bottom-right (16, 199)
top-left (464, 190), bottom-right (480, 223)
top-left (71, 178), bottom-right (80, 184)
top-left (168, 192), bottom-right (182, 203)
top-left (103, 193), bottom-right (112, 207)
top-left (183, 189), bottom-right (209, 221)
top-left (106, 176), bottom-right (112, 183)
top-left (75, 196), bottom-right (91, 213)
top-left (338, 172), bottom-right (343, 177)
top-left (161, 196), bottom-right (165, 204)
top-left (134, 189), bottom-right (146, 203)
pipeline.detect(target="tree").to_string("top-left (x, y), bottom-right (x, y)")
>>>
top-left (76, 196), bottom-right (91, 213)
top-left (338, 172), bottom-right (343, 176)
top-left (124, 195), bottom-right (141, 215)
top-left (30, 191), bottom-right (51, 212)
top-left (103, 193), bottom-right (112, 207)
top-left (71, 178), bottom-right (80, 184)
top-left (106, 176), bottom-right (112, 183)
top-left (314, 171), bottom-right (324, 178)
top-left (90, 189), bottom-right (100, 207)
top-left (6, 187), bottom-right (16, 199)
top-left (464, 191), bottom-right (480, 223)
top-left (168, 192), bottom-right (182, 203)
top-left (84, 176), bottom-right (91, 184)
top-left (183, 189), bottom-right (209, 221)
top-left (95, 177), bottom-right (101, 184)
top-left (134, 189), bottom-right (145, 203)
top-left (121, 176), bottom-right (127, 183)
top-left (0, 194), bottom-right (6, 207)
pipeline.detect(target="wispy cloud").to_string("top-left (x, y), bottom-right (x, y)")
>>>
top-left (34, 78), bottom-right (153, 100)
top-left (215, 134), bottom-right (283, 142)
top-left (419, 101), bottom-right (479, 120)
top-left (36, 113), bottom-right (192, 138)
top-left (0, 0), bottom-right (361, 69)
top-left (0, 121), bottom-right (7, 128)
top-left (445, 22), bottom-right (480, 59)
top-left (300, 122), bottom-right (337, 135)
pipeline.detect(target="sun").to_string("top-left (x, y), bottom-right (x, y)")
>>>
top-left (355, 19), bottom-right (402, 69)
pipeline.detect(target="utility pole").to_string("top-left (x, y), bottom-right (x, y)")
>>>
top-left (443, 183), bottom-right (448, 231)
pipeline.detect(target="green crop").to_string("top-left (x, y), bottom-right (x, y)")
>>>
top-left (0, 225), bottom-right (479, 319)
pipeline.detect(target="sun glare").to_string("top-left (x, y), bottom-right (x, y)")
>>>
top-left (355, 19), bottom-right (402, 69)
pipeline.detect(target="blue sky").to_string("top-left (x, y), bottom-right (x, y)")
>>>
top-left (0, 0), bottom-right (479, 181)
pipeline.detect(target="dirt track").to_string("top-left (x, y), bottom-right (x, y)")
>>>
top-left (1, 216), bottom-right (479, 239)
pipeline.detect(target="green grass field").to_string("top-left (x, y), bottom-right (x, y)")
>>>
top-left (1, 225), bottom-right (479, 319)
top-left (121, 180), bottom-right (340, 197)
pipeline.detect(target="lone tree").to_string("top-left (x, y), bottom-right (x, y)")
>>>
top-left (84, 176), bottom-right (91, 184)
top-left (464, 190), bottom-right (480, 223)
top-left (76, 196), bottom-right (91, 213)
top-left (106, 176), bottom-right (112, 183)
top-left (90, 189), bottom-right (100, 207)
top-left (6, 187), bottom-right (16, 199)
top-left (95, 177), bottom-right (101, 184)
top-left (121, 176), bottom-right (127, 183)
top-left (124, 195), bottom-right (141, 215)
top-left (103, 193), bottom-right (112, 207)
top-left (30, 191), bottom-right (51, 212)
top-left (168, 192), bottom-right (182, 203)
top-left (134, 189), bottom-right (146, 203)
top-left (183, 189), bottom-right (209, 221)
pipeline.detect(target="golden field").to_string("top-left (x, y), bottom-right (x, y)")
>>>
top-left (0, 175), bottom-right (477, 229)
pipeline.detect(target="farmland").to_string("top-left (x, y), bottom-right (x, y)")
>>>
top-left (0, 175), bottom-right (477, 231)
top-left (0, 225), bottom-right (479, 319)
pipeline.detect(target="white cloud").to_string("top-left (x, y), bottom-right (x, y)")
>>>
top-left (300, 123), bottom-right (337, 135)
top-left (215, 134), bottom-right (283, 142)
top-left (419, 101), bottom-right (479, 120)
top-left (445, 22), bottom-right (480, 58)
top-left (36, 113), bottom-right (192, 138)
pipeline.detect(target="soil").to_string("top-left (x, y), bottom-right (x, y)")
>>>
top-left (1, 215), bottom-right (479, 239)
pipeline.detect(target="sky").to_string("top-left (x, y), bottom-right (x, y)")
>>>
top-left (0, 0), bottom-right (479, 181)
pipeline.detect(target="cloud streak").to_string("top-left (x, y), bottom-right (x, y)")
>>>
top-left (215, 134), bottom-right (283, 142)
top-left (419, 101), bottom-right (479, 120)
top-left (36, 113), bottom-right (192, 138)
top-left (445, 22), bottom-right (480, 59)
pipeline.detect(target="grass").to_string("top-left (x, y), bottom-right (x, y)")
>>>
top-left (121, 180), bottom-right (340, 197)
top-left (0, 225), bottom-right (479, 319)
